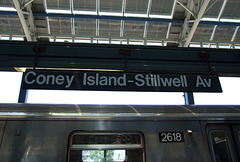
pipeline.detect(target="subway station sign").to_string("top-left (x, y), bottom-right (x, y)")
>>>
top-left (22, 70), bottom-right (222, 92)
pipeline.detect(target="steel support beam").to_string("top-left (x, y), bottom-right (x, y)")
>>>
top-left (176, 0), bottom-right (195, 18)
top-left (13, 0), bottom-right (33, 41)
top-left (18, 84), bottom-right (28, 103)
top-left (179, 0), bottom-right (195, 47)
top-left (183, 0), bottom-right (210, 47)
top-left (178, 0), bottom-right (210, 104)
top-left (26, 3), bottom-right (36, 41)
top-left (0, 41), bottom-right (240, 76)
top-left (184, 92), bottom-right (194, 105)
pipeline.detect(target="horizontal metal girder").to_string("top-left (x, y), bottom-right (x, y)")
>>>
top-left (1, 11), bottom-right (240, 27)
top-left (0, 41), bottom-right (240, 76)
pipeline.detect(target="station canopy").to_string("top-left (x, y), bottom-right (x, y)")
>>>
top-left (0, 0), bottom-right (240, 49)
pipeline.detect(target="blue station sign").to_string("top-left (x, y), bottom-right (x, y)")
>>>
top-left (22, 70), bottom-right (222, 92)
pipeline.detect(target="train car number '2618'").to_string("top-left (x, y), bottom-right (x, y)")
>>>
top-left (159, 132), bottom-right (184, 142)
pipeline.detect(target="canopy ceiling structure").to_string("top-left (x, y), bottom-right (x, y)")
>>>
top-left (0, 0), bottom-right (240, 48)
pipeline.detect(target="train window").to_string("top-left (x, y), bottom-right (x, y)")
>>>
top-left (210, 131), bottom-right (233, 162)
top-left (68, 132), bottom-right (145, 162)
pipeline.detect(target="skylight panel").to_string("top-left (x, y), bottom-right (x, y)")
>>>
top-left (151, 0), bottom-right (174, 16)
top-left (212, 25), bottom-right (236, 42)
top-left (191, 24), bottom-right (214, 42)
top-left (123, 21), bottom-right (145, 38)
top-left (0, 15), bottom-right (23, 34)
top-left (203, 0), bottom-right (224, 18)
top-left (125, 0), bottom-right (148, 14)
top-left (74, 18), bottom-right (96, 37)
top-left (147, 22), bottom-right (169, 39)
top-left (99, 19), bottom-right (121, 37)
top-left (48, 17), bottom-right (72, 35)
top-left (221, 0), bottom-right (240, 19)
top-left (100, 0), bottom-right (122, 13)
top-left (46, 0), bottom-right (70, 12)
top-left (0, 0), bottom-right (14, 8)
top-left (73, 0), bottom-right (96, 13)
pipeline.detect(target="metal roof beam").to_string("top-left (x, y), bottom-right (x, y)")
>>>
top-left (146, 0), bottom-right (152, 17)
top-left (0, 41), bottom-right (240, 76)
top-left (13, 0), bottom-right (33, 41)
top-left (2, 10), bottom-right (240, 27)
top-left (176, 0), bottom-right (196, 18)
top-left (26, 3), bottom-right (36, 41)
top-left (231, 26), bottom-right (239, 42)
top-left (122, 0), bottom-right (126, 16)
top-left (179, 0), bottom-right (195, 47)
top-left (183, 0), bottom-right (210, 47)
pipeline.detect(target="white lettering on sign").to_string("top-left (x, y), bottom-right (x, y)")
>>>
top-left (83, 73), bottom-right (126, 86)
top-left (23, 71), bottom-right (220, 91)
top-left (196, 75), bottom-right (211, 87)
top-left (83, 73), bottom-right (189, 88)
top-left (24, 71), bottom-right (75, 88)
top-left (135, 74), bottom-right (188, 87)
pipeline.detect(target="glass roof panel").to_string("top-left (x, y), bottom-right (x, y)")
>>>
top-left (151, 0), bottom-right (174, 16)
top-left (49, 17), bottom-right (72, 35)
top-left (203, 0), bottom-right (224, 18)
top-left (0, 15), bottom-right (23, 34)
top-left (73, 0), bottom-right (96, 12)
top-left (221, 1), bottom-right (240, 19)
top-left (213, 25), bottom-right (236, 42)
top-left (125, 0), bottom-right (148, 14)
top-left (147, 22), bottom-right (169, 39)
top-left (192, 24), bottom-right (214, 42)
top-left (0, 0), bottom-right (13, 7)
top-left (123, 20), bottom-right (145, 38)
top-left (74, 18), bottom-right (96, 36)
top-left (167, 24), bottom-right (181, 40)
top-left (100, 0), bottom-right (122, 13)
top-left (99, 20), bottom-right (121, 37)
top-left (46, 0), bottom-right (70, 10)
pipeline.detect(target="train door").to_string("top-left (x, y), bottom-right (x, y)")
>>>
top-left (67, 131), bottom-right (145, 162)
top-left (207, 124), bottom-right (240, 162)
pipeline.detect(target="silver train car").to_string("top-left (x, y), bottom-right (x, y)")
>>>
top-left (0, 104), bottom-right (240, 162)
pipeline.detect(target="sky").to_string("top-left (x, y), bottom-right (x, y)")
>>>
top-left (0, 71), bottom-right (240, 105)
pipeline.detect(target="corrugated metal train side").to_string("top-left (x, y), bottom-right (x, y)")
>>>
top-left (0, 104), bottom-right (239, 162)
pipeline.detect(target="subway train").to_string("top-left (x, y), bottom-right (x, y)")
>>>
top-left (0, 104), bottom-right (239, 162)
